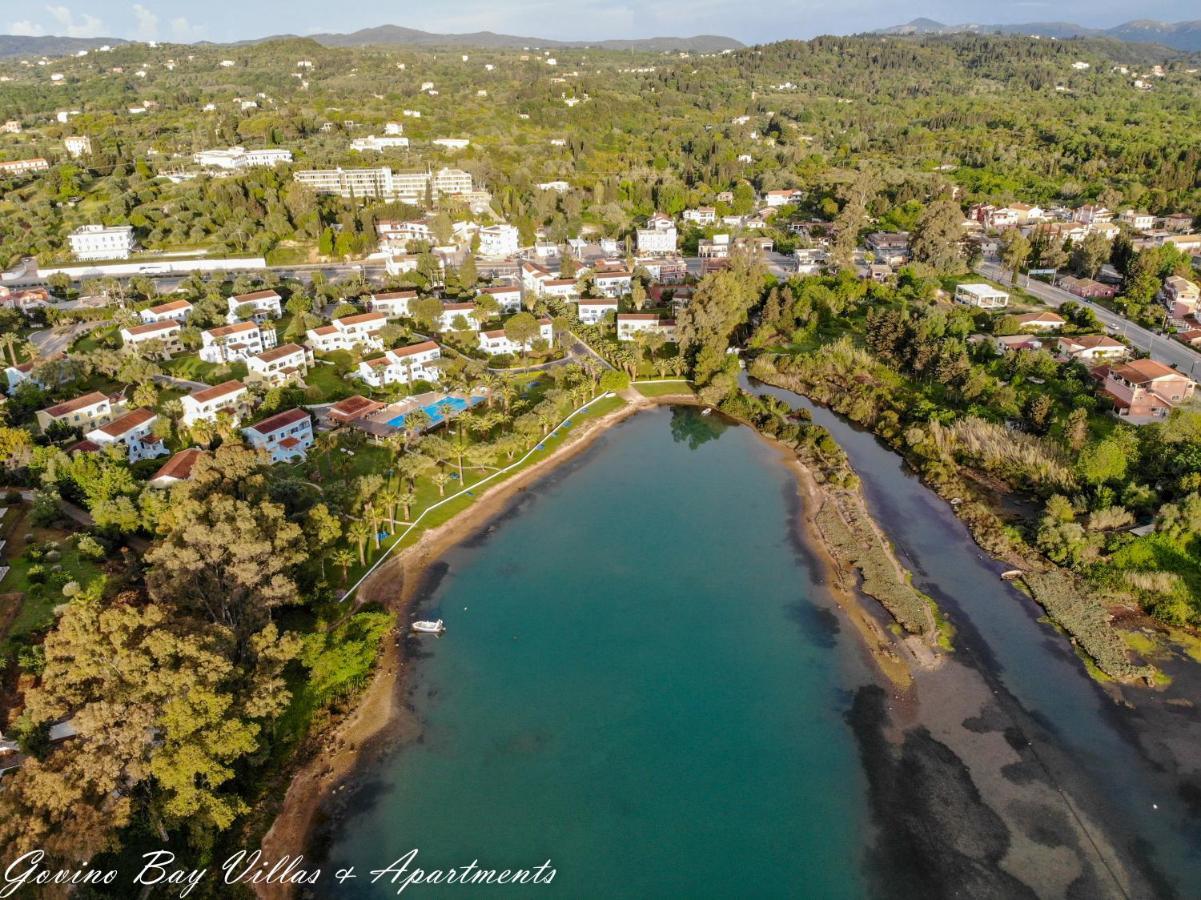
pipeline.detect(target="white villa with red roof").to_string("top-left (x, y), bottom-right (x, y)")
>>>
top-left (139, 298), bottom-right (193, 324)
top-left (369, 291), bottom-right (418, 319)
top-left (246, 343), bottom-right (311, 386)
top-left (84, 407), bottom-right (167, 462)
top-left (478, 284), bottom-right (522, 313)
top-left (200, 321), bottom-right (277, 363)
top-left (307, 312), bottom-right (387, 352)
top-left (149, 448), bottom-right (206, 488)
top-left (242, 408), bottom-right (314, 463)
top-left (478, 319), bottom-right (554, 356)
top-left (356, 341), bottom-right (443, 387)
top-left (592, 270), bottom-right (633, 298)
top-left (617, 314), bottom-right (678, 342)
top-left (1058, 335), bottom-right (1129, 363)
top-left (180, 380), bottom-right (248, 426)
top-left (120, 319), bottom-right (182, 356)
top-left (35, 391), bottom-right (120, 434)
top-left (438, 303), bottom-right (480, 332)
top-left (226, 289), bottom-right (282, 324)
top-left (576, 298), bottom-right (618, 324)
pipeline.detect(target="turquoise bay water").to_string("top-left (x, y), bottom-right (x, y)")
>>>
top-left (323, 407), bottom-right (872, 898)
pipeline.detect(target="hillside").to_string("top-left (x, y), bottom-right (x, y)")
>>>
top-left (0, 34), bottom-right (127, 59)
top-left (874, 18), bottom-right (1201, 52)
top-left (256, 25), bottom-right (743, 52)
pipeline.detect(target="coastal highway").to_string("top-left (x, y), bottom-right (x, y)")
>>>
top-left (976, 260), bottom-right (1201, 376)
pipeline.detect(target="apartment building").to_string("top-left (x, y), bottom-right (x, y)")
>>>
top-left (0, 158), bottom-right (50, 176)
top-left (576, 298), bottom-right (618, 324)
top-left (478, 319), bottom-right (554, 356)
top-left (306, 312), bottom-right (387, 352)
top-left (227, 289), bottom-right (282, 324)
top-left (636, 213), bottom-right (678, 255)
top-left (180, 380), bottom-right (248, 427)
top-left (438, 303), bottom-right (480, 331)
top-left (84, 407), bottom-right (167, 462)
top-left (139, 298), bottom-right (192, 324)
top-left (120, 319), bottom-right (182, 356)
top-left (356, 341), bottom-right (443, 387)
top-left (592, 270), bottom-right (633, 298)
top-left (369, 290), bottom-right (418, 319)
top-left (69, 224), bottom-right (135, 260)
top-left (199, 321), bottom-right (277, 363)
top-left (246, 343), bottom-right (311, 386)
top-left (242, 408), bottom-right (313, 463)
top-left (617, 314), bottom-right (677, 342)
top-left (478, 224), bottom-right (520, 258)
top-left (477, 285), bottom-right (522, 313)
top-left (36, 391), bottom-right (120, 434)
top-left (194, 146), bottom-right (293, 169)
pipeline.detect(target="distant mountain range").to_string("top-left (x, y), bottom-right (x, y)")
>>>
top-left (0, 26), bottom-right (741, 58)
top-left (0, 34), bottom-right (127, 58)
top-left (874, 18), bottom-right (1201, 52)
top-left (260, 25), bottom-right (743, 52)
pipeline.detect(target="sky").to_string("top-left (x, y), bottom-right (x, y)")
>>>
top-left (3, 0), bottom-right (1199, 45)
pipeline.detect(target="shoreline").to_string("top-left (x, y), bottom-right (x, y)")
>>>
top-left (255, 394), bottom-right (646, 893)
top-left (257, 391), bottom-right (939, 885)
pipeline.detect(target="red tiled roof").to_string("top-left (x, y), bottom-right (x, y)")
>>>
top-left (1112, 358), bottom-right (1180, 383)
top-left (247, 407), bottom-right (310, 435)
top-left (93, 407), bottom-right (155, 438)
top-left (151, 448), bottom-right (205, 482)
top-left (618, 313), bottom-right (658, 321)
top-left (373, 291), bottom-right (417, 300)
top-left (254, 343), bottom-right (304, 363)
top-left (148, 299), bottom-right (192, 314)
top-left (336, 312), bottom-right (386, 326)
top-left (279, 436), bottom-right (302, 449)
top-left (233, 289), bottom-right (280, 302)
top-left (43, 391), bottom-right (108, 418)
top-left (206, 321), bottom-right (257, 338)
top-left (188, 380), bottom-right (245, 403)
top-left (125, 320), bottom-right (179, 336)
top-left (329, 395), bottom-right (383, 422)
top-left (392, 340), bottom-right (439, 357)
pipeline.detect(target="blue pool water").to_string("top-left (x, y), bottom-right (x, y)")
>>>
top-left (387, 396), bottom-right (478, 429)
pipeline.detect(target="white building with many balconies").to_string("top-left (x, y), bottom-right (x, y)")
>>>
top-left (69, 224), bottom-right (135, 260)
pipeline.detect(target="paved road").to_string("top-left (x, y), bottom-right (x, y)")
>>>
top-left (976, 260), bottom-right (1201, 376)
top-left (152, 373), bottom-right (208, 392)
top-left (28, 320), bottom-right (101, 358)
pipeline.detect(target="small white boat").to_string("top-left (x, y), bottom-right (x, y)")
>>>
top-left (701, 408), bottom-right (712, 416)
top-left (411, 619), bottom-right (445, 635)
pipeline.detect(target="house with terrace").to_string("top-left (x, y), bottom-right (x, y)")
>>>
top-left (356, 341), bottom-right (443, 387)
top-left (369, 291), bottom-right (417, 319)
top-left (36, 391), bottom-right (120, 434)
top-left (592, 270), bottom-right (633, 298)
top-left (1101, 358), bottom-right (1197, 423)
top-left (199, 321), bottom-right (277, 364)
top-left (180, 380), bottom-right (248, 427)
top-left (954, 283), bottom-right (1009, 309)
top-left (120, 320), bottom-right (182, 357)
top-left (478, 284), bottom-right (523, 313)
top-left (246, 343), bottom-right (311, 387)
top-left (139, 298), bottom-right (192, 324)
top-left (307, 312), bottom-right (387, 352)
top-left (617, 314), bottom-right (678, 342)
top-left (242, 408), bottom-right (314, 463)
top-left (577, 298), bottom-right (618, 324)
top-left (478, 319), bottom-right (554, 356)
top-left (1057, 335), bottom-right (1129, 364)
top-left (84, 407), bottom-right (167, 462)
top-left (438, 303), bottom-right (480, 332)
top-left (226, 289), bottom-right (282, 324)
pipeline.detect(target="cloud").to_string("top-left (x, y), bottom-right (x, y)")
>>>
top-left (170, 16), bottom-right (206, 40)
top-left (8, 20), bottom-right (46, 35)
top-left (131, 3), bottom-right (158, 39)
top-left (45, 4), bottom-right (107, 37)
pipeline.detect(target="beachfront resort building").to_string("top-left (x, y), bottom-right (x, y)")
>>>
top-left (306, 313), bottom-right (387, 352)
top-left (199, 322), bottom-right (277, 364)
top-left (242, 408), bottom-right (314, 463)
top-left (478, 319), bottom-right (554, 356)
top-left (83, 407), bottom-right (167, 462)
top-left (227, 290), bottom-right (282, 324)
top-left (35, 391), bottom-right (120, 434)
top-left (246, 343), bottom-right (311, 387)
top-left (356, 341), bottom-right (443, 387)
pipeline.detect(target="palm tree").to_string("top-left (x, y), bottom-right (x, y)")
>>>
top-left (348, 521), bottom-right (371, 565)
top-left (331, 548), bottom-right (355, 586)
top-left (398, 488), bottom-right (416, 521)
top-left (404, 408), bottom-right (432, 445)
top-left (0, 332), bottom-right (20, 366)
top-left (430, 470), bottom-right (451, 497)
top-left (379, 483), bottom-right (401, 527)
top-left (190, 418), bottom-right (215, 449)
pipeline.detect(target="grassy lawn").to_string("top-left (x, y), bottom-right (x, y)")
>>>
top-left (634, 380), bottom-right (695, 398)
top-left (0, 504), bottom-right (101, 644)
top-left (306, 359), bottom-right (359, 402)
top-left (71, 324), bottom-right (119, 354)
top-left (163, 356), bottom-right (247, 384)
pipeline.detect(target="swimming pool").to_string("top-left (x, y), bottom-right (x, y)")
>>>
top-left (387, 395), bottom-right (480, 429)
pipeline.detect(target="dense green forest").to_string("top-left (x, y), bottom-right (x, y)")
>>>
top-left (1, 34), bottom-right (1199, 267)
